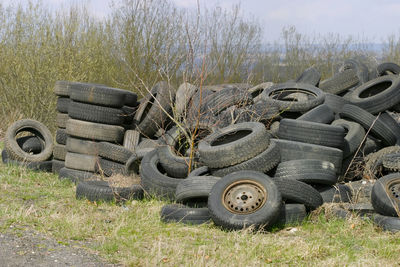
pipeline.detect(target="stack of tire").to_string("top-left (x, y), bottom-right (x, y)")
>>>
top-left (52, 81), bottom-right (71, 173)
top-left (2, 119), bottom-right (53, 172)
top-left (58, 81), bottom-right (138, 183)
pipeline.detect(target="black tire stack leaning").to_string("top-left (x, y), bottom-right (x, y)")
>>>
top-left (60, 81), bottom-right (137, 183)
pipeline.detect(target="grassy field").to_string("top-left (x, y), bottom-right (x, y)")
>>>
top-left (0, 161), bottom-right (399, 266)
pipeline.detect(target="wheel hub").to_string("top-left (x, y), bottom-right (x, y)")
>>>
top-left (222, 180), bottom-right (267, 214)
top-left (387, 180), bottom-right (400, 201)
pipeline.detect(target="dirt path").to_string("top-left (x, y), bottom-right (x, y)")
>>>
top-left (0, 229), bottom-right (117, 267)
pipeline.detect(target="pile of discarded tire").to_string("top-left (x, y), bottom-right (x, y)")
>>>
top-left (2, 57), bottom-right (400, 232)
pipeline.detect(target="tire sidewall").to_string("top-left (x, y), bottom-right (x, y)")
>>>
top-left (208, 171), bottom-right (282, 229)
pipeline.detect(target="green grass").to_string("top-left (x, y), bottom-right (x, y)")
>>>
top-left (0, 163), bottom-right (399, 266)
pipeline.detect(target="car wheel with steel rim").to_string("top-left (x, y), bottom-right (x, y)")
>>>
top-left (208, 170), bottom-right (282, 230)
top-left (371, 173), bottom-right (400, 217)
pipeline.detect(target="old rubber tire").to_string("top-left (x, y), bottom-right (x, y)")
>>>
top-left (210, 141), bottom-right (280, 177)
top-left (134, 81), bottom-right (175, 138)
top-left (314, 184), bottom-right (352, 203)
top-left (331, 119), bottom-right (366, 158)
top-left (53, 144), bottom-right (66, 160)
top-left (1, 150), bottom-right (52, 172)
top-left (175, 176), bottom-right (220, 203)
top-left (273, 178), bottom-right (323, 210)
top-left (66, 137), bottom-right (100, 155)
top-left (98, 142), bottom-right (133, 164)
top-left (272, 139), bottom-right (343, 174)
top-left (275, 159), bottom-right (338, 185)
top-left (56, 113), bottom-right (69, 128)
top-left (51, 159), bottom-right (64, 174)
top-left (65, 152), bottom-right (98, 172)
top-left (348, 75), bottom-right (400, 114)
top-left (76, 180), bottom-right (143, 202)
top-left (339, 104), bottom-right (397, 146)
top-left (363, 146), bottom-right (400, 180)
top-left (16, 136), bottom-right (43, 154)
top-left (371, 173), bottom-right (400, 217)
top-left (198, 122), bottom-right (270, 168)
top-left (319, 69), bottom-right (359, 95)
top-left (323, 93), bottom-right (351, 114)
top-left (275, 204), bottom-right (307, 225)
top-left (158, 127), bottom-right (195, 178)
top-left (208, 170), bottom-right (282, 230)
top-left (278, 119), bottom-right (345, 149)
top-left (375, 62), bottom-right (400, 77)
top-left (160, 204), bottom-right (210, 225)
top-left (340, 57), bottom-right (369, 85)
top-left (56, 97), bottom-right (70, 113)
top-left (175, 82), bottom-right (198, 119)
top-left (186, 88), bottom-right (215, 125)
top-left (380, 112), bottom-right (400, 145)
top-left (96, 158), bottom-right (127, 177)
top-left (4, 119), bottom-right (53, 162)
top-left (373, 213), bottom-right (400, 232)
top-left (295, 67), bottom-right (321, 86)
top-left (123, 130), bottom-right (141, 152)
top-left (297, 104), bottom-right (334, 124)
top-left (68, 101), bottom-right (125, 125)
top-left (218, 101), bottom-right (280, 126)
top-left (261, 82), bottom-right (325, 112)
top-left (66, 119), bottom-right (124, 143)
top-left (188, 166), bottom-right (210, 177)
top-left (58, 167), bottom-right (99, 184)
top-left (55, 128), bottom-right (67, 145)
top-left (69, 82), bottom-right (131, 108)
top-left (248, 82), bottom-right (274, 100)
top-left (54, 80), bottom-right (72, 96)
top-left (140, 149), bottom-right (182, 200)
top-left (203, 86), bottom-right (252, 116)
top-left (382, 153), bottom-right (400, 171)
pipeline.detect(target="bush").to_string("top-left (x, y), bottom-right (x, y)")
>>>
top-left (0, 0), bottom-right (399, 135)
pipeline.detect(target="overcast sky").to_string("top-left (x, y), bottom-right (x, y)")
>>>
top-left (3, 0), bottom-right (400, 43)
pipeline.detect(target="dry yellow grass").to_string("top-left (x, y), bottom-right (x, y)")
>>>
top-left (0, 162), bottom-right (399, 266)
